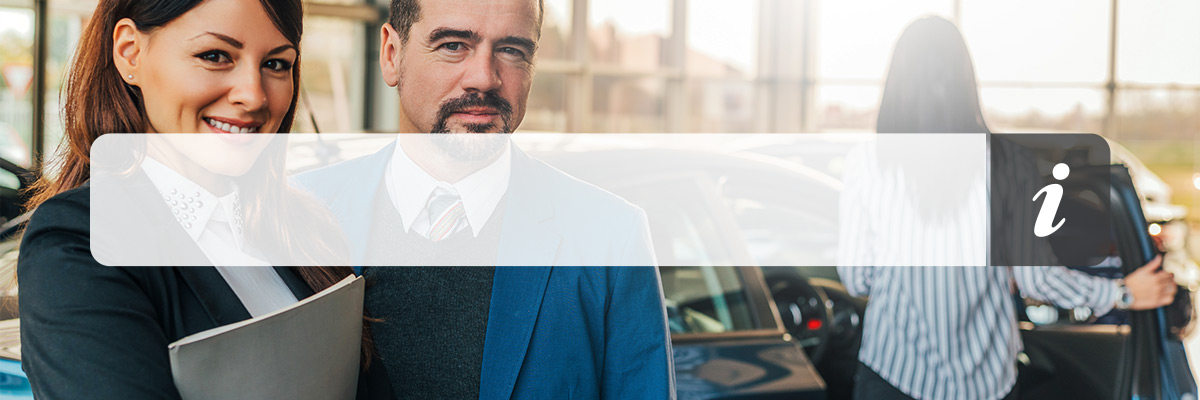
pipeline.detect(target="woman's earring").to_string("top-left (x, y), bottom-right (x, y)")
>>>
top-left (127, 74), bottom-right (133, 79)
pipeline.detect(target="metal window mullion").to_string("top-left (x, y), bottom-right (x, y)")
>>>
top-left (666, 0), bottom-right (687, 133)
top-left (303, 2), bottom-right (382, 22)
top-left (1103, 0), bottom-right (1119, 138)
top-left (952, 0), bottom-right (962, 26)
top-left (798, 0), bottom-right (816, 132)
top-left (569, 0), bottom-right (591, 132)
top-left (31, 0), bottom-right (47, 166)
top-left (754, 0), bottom-right (774, 133)
top-left (362, 17), bottom-right (376, 132)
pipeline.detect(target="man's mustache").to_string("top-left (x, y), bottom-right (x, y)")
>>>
top-left (436, 92), bottom-right (513, 122)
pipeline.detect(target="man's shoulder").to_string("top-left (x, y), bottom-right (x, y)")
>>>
top-left (292, 146), bottom-right (391, 201)
top-left (514, 155), bottom-right (655, 267)
top-left (518, 154), bottom-right (644, 221)
top-left (293, 152), bottom-right (379, 186)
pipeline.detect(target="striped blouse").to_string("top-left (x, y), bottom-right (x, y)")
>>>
top-left (837, 137), bottom-right (1119, 400)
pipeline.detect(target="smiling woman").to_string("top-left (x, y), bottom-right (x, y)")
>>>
top-left (14, 0), bottom-right (387, 399)
top-left (110, 1), bottom-right (297, 135)
top-left (24, 0), bottom-right (304, 207)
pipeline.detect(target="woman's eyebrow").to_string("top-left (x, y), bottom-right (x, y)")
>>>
top-left (188, 32), bottom-right (296, 55)
top-left (268, 44), bottom-right (297, 55)
top-left (191, 31), bottom-right (243, 49)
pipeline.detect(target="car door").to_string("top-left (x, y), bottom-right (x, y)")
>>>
top-left (1017, 165), bottom-right (1197, 400)
top-left (534, 149), bottom-right (830, 398)
top-left (705, 153), bottom-right (1194, 400)
top-left (1109, 165), bottom-right (1197, 400)
top-left (606, 168), bottom-right (828, 399)
top-left (0, 156), bottom-right (35, 242)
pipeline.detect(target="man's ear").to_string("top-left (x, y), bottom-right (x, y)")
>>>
top-left (379, 23), bottom-right (403, 87)
top-left (112, 18), bottom-right (143, 86)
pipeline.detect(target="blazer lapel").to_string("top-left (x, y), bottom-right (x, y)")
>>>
top-left (479, 146), bottom-right (560, 399)
top-left (334, 141), bottom-right (394, 267)
top-left (175, 267), bottom-right (253, 326)
top-left (116, 172), bottom-right (254, 326)
top-left (273, 267), bottom-right (317, 299)
top-left (478, 266), bottom-right (552, 400)
top-left (178, 267), bottom-right (314, 326)
top-left (494, 146), bottom-right (561, 267)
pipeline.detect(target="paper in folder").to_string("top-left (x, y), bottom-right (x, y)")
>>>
top-left (168, 275), bottom-right (364, 400)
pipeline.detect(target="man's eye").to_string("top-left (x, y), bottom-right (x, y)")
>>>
top-left (499, 47), bottom-right (527, 59)
top-left (441, 42), bottom-right (464, 51)
top-left (196, 51), bottom-right (231, 64)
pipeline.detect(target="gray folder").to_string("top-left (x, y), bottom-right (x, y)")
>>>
top-left (168, 275), bottom-right (364, 400)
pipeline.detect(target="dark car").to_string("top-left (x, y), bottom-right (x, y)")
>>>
top-left (304, 135), bottom-right (839, 398)
top-left (536, 147), bottom-right (841, 399)
top-left (0, 157), bottom-right (35, 242)
top-left (535, 142), bottom-right (1195, 400)
top-left (1, 136), bottom-right (1192, 399)
top-left (0, 156), bottom-right (36, 398)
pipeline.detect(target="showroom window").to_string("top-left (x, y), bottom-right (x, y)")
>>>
top-left (4, 0), bottom-right (1198, 166)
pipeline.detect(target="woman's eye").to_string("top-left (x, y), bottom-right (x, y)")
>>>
top-left (264, 59), bottom-right (293, 72)
top-left (196, 51), bottom-right (231, 64)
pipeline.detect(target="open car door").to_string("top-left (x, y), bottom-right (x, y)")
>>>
top-left (1018, 165), bottom-right (1197, 400)
top-left (1110, 165), bottom-right (1198, 399)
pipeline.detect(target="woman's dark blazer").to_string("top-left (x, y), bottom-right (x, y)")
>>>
top-left (17, 180), bottom-right (390, 399)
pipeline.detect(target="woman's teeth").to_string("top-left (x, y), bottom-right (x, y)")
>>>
top-left (204, 118), bottom-right (258, 133)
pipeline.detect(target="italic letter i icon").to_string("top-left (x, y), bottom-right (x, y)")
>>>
top-left (1032, 163), bottom-right (1069, 238)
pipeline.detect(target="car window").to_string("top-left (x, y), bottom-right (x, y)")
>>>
top-left (1025, 180), bottom-right (1129, 326)
top-left (607, 176), bottom-right (760, 334)
top-left (0, 167), bottom-right (17, 192)
top-left (614, 176), bottom-right (739, 268)
top-left (661, 266), bottom-right (757, 334)
top-left (724, 193), bottom-right (836, 267)
top-left (716, 169), bottom-right (842, 283)
top-left (1046, 183), bottom-right (1120, 273)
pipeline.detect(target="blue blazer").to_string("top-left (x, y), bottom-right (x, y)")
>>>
top-left (295, 140), bottom-right (675, 400)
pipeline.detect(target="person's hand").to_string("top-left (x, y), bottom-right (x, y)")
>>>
top-left (1124, 255), bottom-right (1177, 310)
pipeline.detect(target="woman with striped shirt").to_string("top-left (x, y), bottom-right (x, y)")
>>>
top-left (837, 16), bottom-right (1177, 400)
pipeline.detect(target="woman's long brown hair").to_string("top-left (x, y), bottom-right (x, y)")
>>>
top-left (874, 16), bottom-right (989, 219)
top-left (22, 0), bottom-right (375, 368)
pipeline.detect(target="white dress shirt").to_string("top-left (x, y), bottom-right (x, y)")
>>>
top-left (140, 157), bottom-right (298, 317)
top-left (384, 140), bottom-right (512, 238)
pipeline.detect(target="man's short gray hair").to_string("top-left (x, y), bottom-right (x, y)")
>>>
top-left (389, 0), bottom-right (545, 44)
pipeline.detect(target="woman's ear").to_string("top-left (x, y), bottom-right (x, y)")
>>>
top-left (112, 18), bottom-right (142, 86)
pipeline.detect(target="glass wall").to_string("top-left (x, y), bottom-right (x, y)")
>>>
top-left (2, 0), bottom-right (1198, 169)
top-left (0, 4), bottom-right (34, 168)
top-left (0, 0), bottom-right (377, 169)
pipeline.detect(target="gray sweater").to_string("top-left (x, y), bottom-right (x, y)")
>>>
top-left (363, 186), bottom-right (505, 399)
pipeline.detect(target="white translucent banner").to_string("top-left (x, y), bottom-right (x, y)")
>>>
top-left (89, 133), bottom-right (1001, 267)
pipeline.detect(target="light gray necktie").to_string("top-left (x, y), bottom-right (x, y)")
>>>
top-left (425, 188), bottom-right (466, 241)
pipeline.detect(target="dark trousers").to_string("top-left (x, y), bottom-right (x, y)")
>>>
top-left (852, 362), bottom-right (1018, 400)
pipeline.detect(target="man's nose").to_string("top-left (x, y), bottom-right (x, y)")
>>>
top-left (228, 66), bottom-right (269, 112)
top-left (460, 50), bottom-right (502, 93)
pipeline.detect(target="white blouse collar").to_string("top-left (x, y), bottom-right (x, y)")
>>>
top-left (139, 156), bottom-right (246, 249)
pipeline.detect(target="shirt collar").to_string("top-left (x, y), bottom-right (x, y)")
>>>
top-left (140, 156), bottom-right (246, 248)
top-left (385, 139), bottom-right (512, 236)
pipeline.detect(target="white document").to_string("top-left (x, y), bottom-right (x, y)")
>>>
top-left (168, 275), bottom-right (364, 400)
